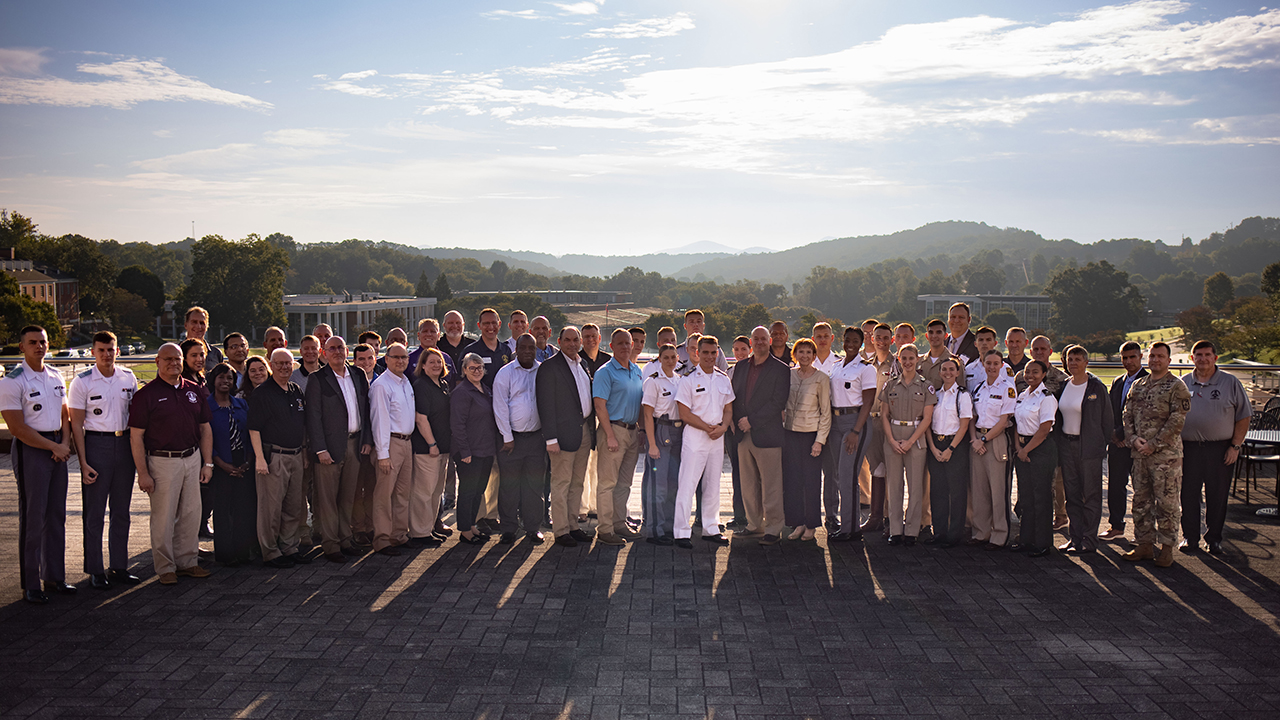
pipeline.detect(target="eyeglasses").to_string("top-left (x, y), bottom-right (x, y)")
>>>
top-left (466, 365), bottom-right (484, 372)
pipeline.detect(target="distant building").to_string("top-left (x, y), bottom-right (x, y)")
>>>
top-left (917, 293), bottom-right (1052, 332)
top-left (457, 289), bottom-right (633, 310)
top-left (2, 252), bottom-right (81, 328)
top-left (283, 292), bottom-right (436, 344)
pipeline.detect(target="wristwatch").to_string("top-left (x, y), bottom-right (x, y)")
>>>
top-left (204, 463), bottom-right (214, 468)
top-left (1232, 443), bottom-right (1243, 450)
top-left (979, 434), bottom-right (988, 443)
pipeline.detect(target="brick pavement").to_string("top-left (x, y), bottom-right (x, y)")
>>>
top-left (2, 454), bottom-right (1280, 719)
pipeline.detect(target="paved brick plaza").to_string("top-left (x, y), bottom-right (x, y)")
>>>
top-left (2, 456), bottom-right (1280, 719)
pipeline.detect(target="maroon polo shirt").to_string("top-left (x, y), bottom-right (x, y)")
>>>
top-left (128, 376), bottom-right (212, 452)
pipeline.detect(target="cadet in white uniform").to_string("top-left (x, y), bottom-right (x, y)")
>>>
top-left (828, 328), bottom-right (878, 540)
top-left (963, 327), bottom-right (1007, 394)
top-left (673, 336), bottom-right (735, 548)
top-left (969, 349), bottom-right (1017, 548)
top-left (641, 344), bottom-right (683, 544)
top-left (69, 331), bottom-right (140, 589)
top-left (0, 325), bottom-right (74, 604)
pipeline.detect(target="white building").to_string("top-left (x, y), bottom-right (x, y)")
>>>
top-left (284, 292), bottom-right (436, 343)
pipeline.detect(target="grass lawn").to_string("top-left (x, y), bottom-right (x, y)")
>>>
top-left (1126, 326), bottom-right (1182, 343)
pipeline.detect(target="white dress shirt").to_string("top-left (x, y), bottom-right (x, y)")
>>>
top-left (813, 350), bottom-right (841, 378)
top-left (642, 369), bottom-right (681, 419)
top-left (931, 383), bottom-right (974, 436)
top-left (566, 354), bottom-right (592, 417)
top-left (972, 374), bottom-right (1017, 431)
top-left (69, 364), bottom-right (137, 433)
top-left (493, 359), bottom-right (541, 442)
top-left (1014, 384), bottom-right (1058, 436)
top-left (675, 365), bottom-right (735, 429)
top-left (829, 357), bottom-right (876, 408)
top-left (0, 359), bottom-right (68, 432)
top-left (333, 366), bottom-right (361, 434)
top-left (369, 370), bottom-right (415, 459)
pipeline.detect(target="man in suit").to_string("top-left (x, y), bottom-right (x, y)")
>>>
top-left (537, 326), bottom-right (596, 547)
top-left (305, 336), bottom-right (373, 563)
top-left (731, 326), bottom-right (792, 546)
top-left (1103, 340), bottom-right (1146, 540)
top-left (946, 302), bottom-right (980, 368)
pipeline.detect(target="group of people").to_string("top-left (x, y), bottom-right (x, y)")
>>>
top-left (2, 300), bottom-right (1253, 604)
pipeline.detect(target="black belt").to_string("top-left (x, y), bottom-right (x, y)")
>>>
top-left (610, 420), bottom-right (637, 430)
top-left (390, 432), bottom-right (411, 440)
top-left (148, 446), bottom-right (196, 458)
top-left (513, 430), bottom-right (540, 436)
top-left (933, 433), bottom-right (955, 443)
top-left (1063, 433), bottom-right (1081, 441)
top-left (348, 431), bottom-right (361, 439)
top-left (36, 430), bottom-right (62, 440)
top-left (1018, 434), bottom-right (1034, 444)
top-left (1184, 439), bottom-right (1229, 445)
top-left (266, 444), bottom-right (303, 455)
top-left (832, 406), bottom-right (862, 416)
top-left (977, 426), bottom-right (992, 434)
top-left (654, 416), bottom-right (684, 428)
top-left (85, 429), bottom-right (127, 437)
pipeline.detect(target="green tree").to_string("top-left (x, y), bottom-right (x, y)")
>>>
top-left (116, 265), bottom-right (165, 316)
top-left (432, 272), bottom-right (453, 300)
top-left (371, 309), bottom-right (407, 339)
top-left (106, 288), bottom-right (153, 336)
top-left (1220, 297), bottom-right (1280, 360)
top-left (1044, 261), bottom-right (1145, 337)
top-left (307, 282), bottom-right (334, 294)
top-left (0, 271), bottom-right (65, 346)
top-left (370, 273), bottom-right (413, 296)
top-left (983, 308), bottom-right (1020, 336)
top-left (643, 312), bottom-right (683, 341)
top-left (15, 232), bottom-right (118, 316)
top-left (1260, 261), bottom-right (1280, 303)
top-left (1176, 305), bottom-right (1219, 350)
top-left (0, 209), bottom-right (39, 247)
top-left (1083, 329), bottom-right (1127, 360)
top-left (416, 271), bottom-right (432, 297)
top-left (487, 260), bottom-right (509, 292)
top-left (1202, 271), bottom-right (1234, 312)
top-left (181, 234), bottom-right (288, 333)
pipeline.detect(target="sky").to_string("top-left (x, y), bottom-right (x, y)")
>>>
top-left (2, 1), bottom-right (1279, 257)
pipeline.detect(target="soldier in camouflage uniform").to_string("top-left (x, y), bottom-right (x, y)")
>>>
top-left (1120, 342), bottom-right (1190, 568)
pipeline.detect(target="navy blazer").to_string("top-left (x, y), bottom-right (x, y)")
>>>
top-left (730, 354), bottom-right (791, 448)
top-left (1109, 367), bottom-right (1148, 443)
top-left (451, 379), bottom-right (498, 459)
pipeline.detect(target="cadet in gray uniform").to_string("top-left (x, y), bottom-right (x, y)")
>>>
top-left (0, 325), bottom-right (74, 604)
top-left (641, 344), bottom-right (683, 544)
top-left (69, 331), bottom-right (140, 589)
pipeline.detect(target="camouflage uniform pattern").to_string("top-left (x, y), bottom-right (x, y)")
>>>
top-left (1122, 373), bottom-right (1192, 546)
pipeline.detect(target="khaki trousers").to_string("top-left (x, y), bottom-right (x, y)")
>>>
top-left (737, 432), bottom-right (784, 537)
top-left (312, 436), bottom-right (361, 554)
top-left (595, 424), bottom-right (639, 534)
top-left (970, 434), bottom-right (1010, 545)
top-left (351, 455), bottom-right (376, 539)
top-left (411, 452), bottom-right (448, 538)
top-left (256, 451), bottom-right (304, 561)
top-left (581, 449), bottom-right (599, 514)
top-left (550, 422), bottom-right (592, 536)
top-left (146, 453), bottom-right (201, 575)
top-left (884, 425), bottom-right (927, 537)
top-left (372, 436), bottom-right (413, 550)
top-left (480, 462), bottom-right (501, 521)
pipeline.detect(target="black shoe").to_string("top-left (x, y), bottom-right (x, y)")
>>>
top-left (265, 556), bottom-right (295, 569)
top-left (340, 545), bottom-right (363, 557)
top-left (285, 553), bottom-right (312, 565)
top-left (107, 568), bottom-right (141, 585)
top-left (376, 546), bottom-right (403, 556)
top-left (499, 532), bottom-right (517, 545)
top-left (458, 534), bottom-right (486, 546)
top-left (939, 541), bottom-right (957, 549)
top-left (675, 538), bottom-right (693, 549)
top-left (569, 529), bottom-right (594, 542)
top-left (758, 534), bottom-right (781, 546)
top-left (702, 534), bottom-right (729, 546)
top-left (526, 531), bottom-right (545, 545)
top-left (555, 533), bottom-right (578, 547)
top-left (24, 590), bottom-right (49, 604)
top-left (44, 581), bottom-right (77, 595)
top-left (1030, 547), bottom-right (1051, 558)
top-left (1009, 542), bottom-right (1028, 553)
top-left (410, 536), bottom-right (441, 548)
top-left (725, 520), bottom-right (748, 533)
top-left (824, 519), bottom-right (840, 532)
top-left (1207, 540), bottom-right (1224, 555)
top-left (887, 535), bottom-right (903, 546)
top-left (433, 526), bottom-right (454, 537)
top-left (324, 552), bottom-right (345, 563)
top-left (646, 535), bottom-right (674, 546)
top-left (442, 497), bottom-right (455, 511)
top-left (90, 574), bottom-right (111, 590)
top-left (1178, 539), bottom-right (1200, 554)
top-left (829, 531), bottom-right (862, 543)
top-left (903, 536), bottom-right (917, 547)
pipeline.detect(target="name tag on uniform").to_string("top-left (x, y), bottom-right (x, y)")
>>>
top-left (661, 391), bottom-right (671, 396)
top-left (90, 395), bottom-right (102, 401)
top-left (695, 387), bottom-right (705, 393)
top-left (482, 357), bottom-right (492, 364)
top-left (29, 391), bottom-right (40, 397)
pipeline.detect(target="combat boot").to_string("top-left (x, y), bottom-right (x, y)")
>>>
top-left (1122, 543), bottom-right (1154, 562)
top-left (1153, 544), bottom-right (1175, 568)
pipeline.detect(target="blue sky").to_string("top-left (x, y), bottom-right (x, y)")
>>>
top-left (2, 1), bottom-right (1278, 256)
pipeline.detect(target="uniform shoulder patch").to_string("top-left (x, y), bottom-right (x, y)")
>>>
top-left (1007, 387), bottom-right (1016, 398)
top-left (6, 366), bottom-right (22, 379)
top-left (649, 372), bottom-right (659, 378)
top-left (77, 368), bottom-right (93, 378)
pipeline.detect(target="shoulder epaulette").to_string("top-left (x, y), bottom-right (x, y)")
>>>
top-left (77, 368), bottom-right (93, 378)
top-left (6, 366), bottom-right (23, 379)
top-left (649, 371), bottom-right (659, 379)
top-left (713, 368), bottom-right (728, 377)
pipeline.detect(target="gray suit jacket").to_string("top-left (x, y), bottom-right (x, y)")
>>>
top-left (304, 363), bottom-right (372, 463)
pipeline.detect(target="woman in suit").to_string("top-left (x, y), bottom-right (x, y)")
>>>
top-left (782, 338), bottom-right (831, 542)
top-left (206, 363), bottom-right (256, 565)
top-left (451, 353), bottom-right (498, 545)
top-left (1054, 345), bottom-right (1114, 555)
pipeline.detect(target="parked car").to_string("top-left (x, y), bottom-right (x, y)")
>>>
top-left (53, 349), bottom-right (73, 358)
top-left (119, 345), bottom-right (131, 356)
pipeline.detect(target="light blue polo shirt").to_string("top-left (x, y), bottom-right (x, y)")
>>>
top-left (592, 358), bottom-right (643, 424)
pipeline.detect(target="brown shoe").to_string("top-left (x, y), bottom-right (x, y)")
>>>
top-left (157, 572), bottom-right (177, 585)
top-left (758, 534), bottom-right (781, 546)
top-left (596, 533), bottom-right (625, 546)
top-left (1153, 544), bottom-right (1175, 568)
top-left (176, 565), bottom-right (210, 579)
top-left (1122, 543), bottom-right (1155, 562)
top-left (615, 526), bottom-right (642, 540)
top-left (1053, 517), bottom-right (1070, 530)
top-left (1098, 527), bottom-right (1125, 541)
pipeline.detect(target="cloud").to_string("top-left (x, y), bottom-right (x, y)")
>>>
top-left (0, 53), bottom-right (272, 110)
top-left (1068, 114), bottom-right (1280, 145)
top-left (0, 47), bottom-right (50, 75)
top-left (339, 69), bottom-right (378, 81)
top-left (583, 12), bottom-right (694, 39)
top-left (551, 2), bottom-right (601, 16)
top-left (264, 128), bottom-right (348, 147)
top-left (482, 9), bottom-right (546, 20)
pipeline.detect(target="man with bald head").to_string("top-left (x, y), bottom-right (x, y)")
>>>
top-left (530, 315), bottom-right (557, 362)
top-left (248, 348), bottom-right (311, 568)
top-left (128, 342), bottom-right (214, 585)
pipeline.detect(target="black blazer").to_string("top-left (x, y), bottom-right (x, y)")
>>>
top-left (947, 330), bottom-right (980, 367)
top-left (1109, 367), bottom-right (1148, 443)
top-left (304, 363), bottom-right (371, 463)
top-left (1053, 373), bottom-right (1115, 460)
top-left (730, 354), bottom-right (791, 448)
top-left (536, 351), bottom-right (594, 453)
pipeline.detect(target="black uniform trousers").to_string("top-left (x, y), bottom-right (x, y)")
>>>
top-left (927, 435), bottom-right (969, 545)
top-left (455, 455), bottom-right (495, 533)
top-left (1106, 443), bottom-right (1133, 530)
top-left (15, 432), bottom-right (68, 592)
top-left (497, 432), bottom-right (549, 534)
top-left (81, 433), bottom-right (135, 575)
top-left (211, 448), bottom-right (259, 565)
top-left (1015, 440), bottom-right (1058, 552)
top-left (1182, 440), bottom-right (1233, 545)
